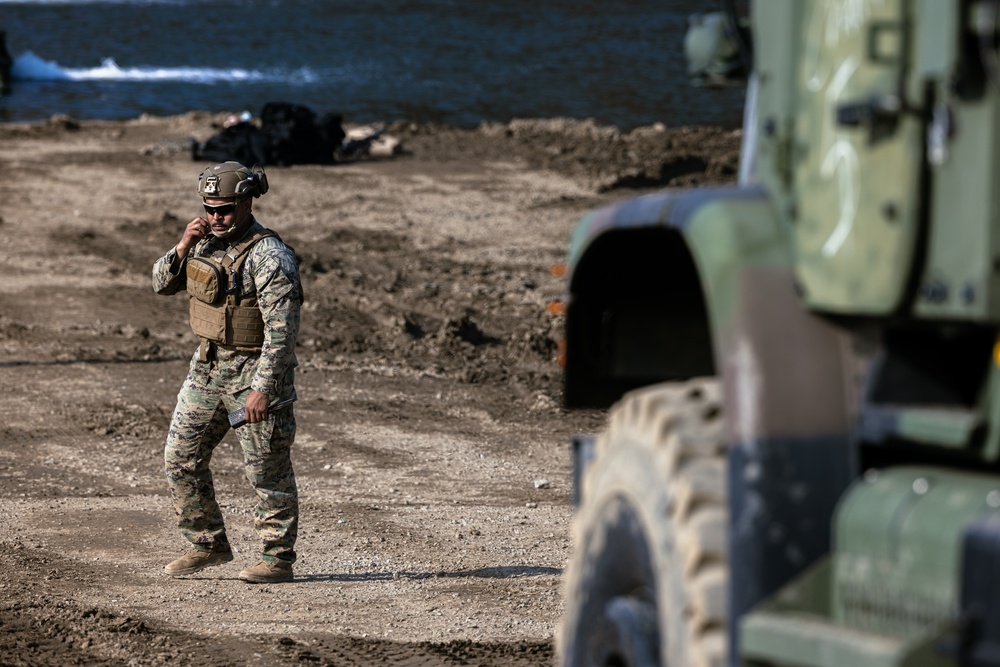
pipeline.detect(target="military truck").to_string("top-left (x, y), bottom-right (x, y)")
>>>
top-left (557, 1), bottom-right (1000, 666)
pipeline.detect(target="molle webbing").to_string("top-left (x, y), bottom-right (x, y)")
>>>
top-left (187, 229), bottom-right (275, 350)
top-left (185, 257), bottom-right (224, 304)
top-left (189, 298), bottom-right (226, 342)
top-left (228, 304), bottom-right (268, 347)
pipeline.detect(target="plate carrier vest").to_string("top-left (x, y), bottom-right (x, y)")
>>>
top-left (185, 229), bottom-right (276, 352)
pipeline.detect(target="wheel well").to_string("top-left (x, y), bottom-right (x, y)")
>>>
top-left (564, 227), bottom-right (715, 409)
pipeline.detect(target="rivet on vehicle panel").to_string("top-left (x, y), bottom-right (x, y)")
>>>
top-left (920, 282), bottom-right (948, 303)
top-left (962, 284), bottom-right (976, 304)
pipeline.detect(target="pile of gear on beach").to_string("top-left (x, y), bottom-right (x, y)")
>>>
top-left (192, 101), bottom-right (400, 167)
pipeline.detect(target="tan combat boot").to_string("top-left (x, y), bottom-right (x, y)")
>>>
top-left (163, 548), bottom-right (233, 576)
top-left (239, 559), bottom-right (294, 583)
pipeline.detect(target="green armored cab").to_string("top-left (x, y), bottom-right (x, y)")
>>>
top-left (558, 1), bottom-right (1000, 666)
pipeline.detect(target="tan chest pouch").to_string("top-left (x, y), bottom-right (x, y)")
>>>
top-left (186, 257), bottom-right (228, 305)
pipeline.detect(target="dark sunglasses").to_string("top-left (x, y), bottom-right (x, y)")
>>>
top-left (204, 202), bottom-right (237, 216)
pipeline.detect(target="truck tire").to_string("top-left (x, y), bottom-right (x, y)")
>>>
top-left (559, 379), bottom-right (727, 667)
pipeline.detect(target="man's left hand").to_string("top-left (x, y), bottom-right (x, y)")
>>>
top-left (244, 390), bottom-right (270, 424)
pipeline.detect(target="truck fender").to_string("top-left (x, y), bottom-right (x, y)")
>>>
top-left (564, 184), bottom-right (856, 658)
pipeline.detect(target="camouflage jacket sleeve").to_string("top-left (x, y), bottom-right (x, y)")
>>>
top-left (151, 246), bottom-right (187, 295)
top-left (246, 237), bottom-right (302, 396)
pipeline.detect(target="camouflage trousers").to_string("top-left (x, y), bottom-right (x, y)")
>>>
top-left (164, 369), bottom-right (298, 564)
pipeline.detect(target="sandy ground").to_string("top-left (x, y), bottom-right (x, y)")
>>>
top-left (0, 111), bottom-right (739, 666)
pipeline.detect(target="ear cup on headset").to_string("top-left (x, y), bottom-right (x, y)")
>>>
top-left (250, 164), bottom-right (269, 197)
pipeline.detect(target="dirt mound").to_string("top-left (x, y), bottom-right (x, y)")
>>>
top-left (390, 117), bottom-right (742, 191)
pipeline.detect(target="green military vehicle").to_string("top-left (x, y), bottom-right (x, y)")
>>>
top-left (557, 1), bottom-right (1000, 665)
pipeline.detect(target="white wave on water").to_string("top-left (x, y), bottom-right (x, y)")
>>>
top-left (10, 51), bottom-right (318, 84)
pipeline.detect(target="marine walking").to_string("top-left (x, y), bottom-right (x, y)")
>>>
top-left (152, 161), bottom-right (303, 583)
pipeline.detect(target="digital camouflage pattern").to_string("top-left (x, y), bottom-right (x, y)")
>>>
top-left (153, 216), bottom-right (302, 563)
top-left (163, 376), bottom-right (298, 561)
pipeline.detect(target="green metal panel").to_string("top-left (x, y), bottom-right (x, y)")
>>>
top-left (751, 0), bottom-right (801, 217)
top-left (890, 407), bottom-right (982, 449)
top-left (916, 38), bottom-right (1000, 321)
top-left (834, 467), bottom-right (989, 636)
top-left (741, 561), bottom-right (952, 667)
top-left (743, 608), bottom-right (951, 667)
top-left (911, 0), bottom-right (956, 90)
top-left (742, 467), bottom-right (1000, 666)
top-left (791, 0), bottom-right (923, 314)
top-left (834, 470), bottom-right (914, 568)
top-left (751, 0), bottom-right (1000, 322)
top-left (980, 361), bottom-right (1000, 460)
top-left (684, 195), bottom-right (792, 332)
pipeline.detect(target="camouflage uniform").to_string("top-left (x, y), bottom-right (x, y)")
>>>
top-left (152, 216), bottom-right (302, 564)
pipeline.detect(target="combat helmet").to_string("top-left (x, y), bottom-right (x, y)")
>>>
top-left (197, 161), bottom-right (269, 200)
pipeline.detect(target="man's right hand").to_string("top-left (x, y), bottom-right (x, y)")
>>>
top-left (175, 217), bottom-right (210, 259)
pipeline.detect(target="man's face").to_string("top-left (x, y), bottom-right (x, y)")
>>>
top-left (203, 197), bottom-right (249, 238)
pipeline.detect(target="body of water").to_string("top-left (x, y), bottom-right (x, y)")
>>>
top-left (0, 0), bottom-right (746, 130)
